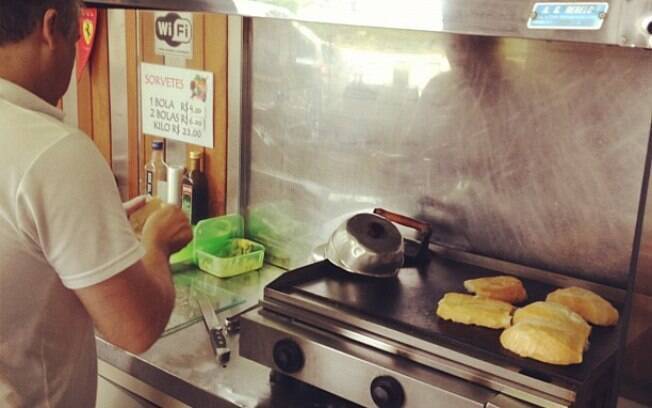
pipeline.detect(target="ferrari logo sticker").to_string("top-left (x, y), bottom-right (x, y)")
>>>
top-left (76, 8), bottom-right (98, 80)
top-left (82, 19), bottom-right (95, 45)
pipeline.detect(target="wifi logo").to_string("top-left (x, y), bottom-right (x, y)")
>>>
top-left (155, 13), bottom-right (192, 47)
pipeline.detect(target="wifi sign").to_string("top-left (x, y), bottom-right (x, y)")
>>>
top-left (154, 12), bottom-right (193, 59)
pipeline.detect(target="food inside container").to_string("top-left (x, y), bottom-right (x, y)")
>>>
top-left (170, 215), bottom-right (244, 264)
top-left (193, 215), bottom-right (244, 261)
top-left (197, 238), bottom-right (265, 278)
top-left (168, 214), bottom-right (265, 278)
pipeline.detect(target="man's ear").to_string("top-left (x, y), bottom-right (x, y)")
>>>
top-left (41, 9), bottom-right (59, 50)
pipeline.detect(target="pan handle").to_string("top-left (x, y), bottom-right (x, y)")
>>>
top-left (373, 208), bottom-right (432, 262)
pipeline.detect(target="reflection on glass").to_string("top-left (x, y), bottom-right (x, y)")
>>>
top-left (248, 19), bottom-right (652, 290)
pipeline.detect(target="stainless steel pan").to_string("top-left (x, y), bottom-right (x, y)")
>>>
top-left (326, 208), bottom-right (432, 278)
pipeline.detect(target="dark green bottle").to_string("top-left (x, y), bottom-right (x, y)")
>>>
top-left (181, 151), bottom-right (209, 224)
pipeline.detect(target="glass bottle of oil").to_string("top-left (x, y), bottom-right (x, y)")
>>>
top-left (144, 140), bottom-right (167, 200)
top-left (181, 151), bottom-right (208, 224)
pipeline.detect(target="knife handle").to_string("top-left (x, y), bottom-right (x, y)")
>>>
top-left (210, 328), bottom-right (227, 349)
top-left (209, 328), bottom-right (230, 365)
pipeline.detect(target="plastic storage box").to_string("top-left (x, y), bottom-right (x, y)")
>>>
top-left (170, 214), bottom-right (265, 278)
top-left (193, 214), bottom-right (245, 263)
top-left (170, 214), bottom-right (244, 264)
top-left (196, 238), bottom-right (265, 278)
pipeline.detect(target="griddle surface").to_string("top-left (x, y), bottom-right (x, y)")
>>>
top-left (268, 256), bottom-right (619, 389)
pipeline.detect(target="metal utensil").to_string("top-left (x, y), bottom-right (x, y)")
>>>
top-left (196, 294), bottom-right (230, 366)
top-left (326, 212), bottom-right (404, 277)
top-left (373, 208), bottom-right (432, 267)
top-left (225, 302), bottom-right (261, 334)
top-left (325, 208), bottom-right (432, 278)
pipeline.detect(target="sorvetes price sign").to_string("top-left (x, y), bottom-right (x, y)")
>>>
top-left (141, 62), bottom-right (214, 148)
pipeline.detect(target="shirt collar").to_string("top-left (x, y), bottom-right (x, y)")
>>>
top-left (0, 77), bottom-right (65, 121)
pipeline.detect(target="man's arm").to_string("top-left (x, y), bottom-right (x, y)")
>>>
top-left (75, 205), bottom-right (192, 353)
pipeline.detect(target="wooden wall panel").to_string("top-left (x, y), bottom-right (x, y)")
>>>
top-left (204, 13), bottom-right (228, 216)
top-left (79, 10), bottom-right (230, 211)
top-left (90, 10), bottom-right (112, 164)
top-left (76, 63), bottom-right (94, 139)
top-left (140, 12), bottom-right (165, 171)
top-left (131, 11), bottom-right (229, 217)
top-left (184, 15), bottom-right (207, 169)
top-left (76, 9), bottom-right (111, 165)
top-left (126, 10), bottom-right (140, 198)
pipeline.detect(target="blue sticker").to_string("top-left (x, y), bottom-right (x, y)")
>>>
top-left (527, 2), bottom-right (609, 30)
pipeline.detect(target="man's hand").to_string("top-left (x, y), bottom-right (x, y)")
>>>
top-left (123, 195), bottom-right (147, 217)
top-left (142, 205), bottom-right (193, 256)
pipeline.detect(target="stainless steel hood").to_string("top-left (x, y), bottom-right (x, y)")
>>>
top-left (85, 0), bottom-right (652, 48)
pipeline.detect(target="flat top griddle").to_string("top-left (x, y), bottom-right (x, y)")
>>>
top-left (265, 251), bottom-right (620, 392)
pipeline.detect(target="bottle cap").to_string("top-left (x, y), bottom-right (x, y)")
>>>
top-left (152, 140), bottom-right (164, 150)
top-left (189, 151), bottom-right (202, 160)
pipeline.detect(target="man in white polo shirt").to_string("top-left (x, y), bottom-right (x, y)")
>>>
top-left (0, 1), bottom-right (193, 406)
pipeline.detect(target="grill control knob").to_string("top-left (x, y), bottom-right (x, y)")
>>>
top-left (643, 16), bottom-right (652, 35)
top-left (370, 376), bottom-right (405, 408)
top-left (273, 339), bottom-right (304, 373)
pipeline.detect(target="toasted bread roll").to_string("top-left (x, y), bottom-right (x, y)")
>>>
top-left (513, 301), bottom-right (591, 342)
top-left (463, 275), bottom-right (527, 304)
top-left (436, 293), bottom-right (514, 329)
top-left (546, 287), bottom-right (619, 326)
top-left (500, 320), bottom-right (586, 365)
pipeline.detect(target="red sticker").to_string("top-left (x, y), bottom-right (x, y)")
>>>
top-left (76, 8), bottom-right (98, 81)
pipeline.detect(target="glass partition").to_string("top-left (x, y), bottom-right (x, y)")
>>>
top-left (245, 18), bottom-right (652, 289)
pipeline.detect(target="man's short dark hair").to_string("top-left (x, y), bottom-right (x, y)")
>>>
top-left (0, 0), bottom-right (79, 46)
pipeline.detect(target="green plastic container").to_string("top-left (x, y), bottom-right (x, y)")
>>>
top-left (169, 234), bottom-right (195, 265)
top-left (170, 215), bottom-right (244, 264)
top-left (193, 215), bottom-right (244, 263)
top-left (196, 238), bottom-right (265, 278)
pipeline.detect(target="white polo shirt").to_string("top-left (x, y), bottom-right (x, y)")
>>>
top-left (0, 78), bottom-right (145, 407)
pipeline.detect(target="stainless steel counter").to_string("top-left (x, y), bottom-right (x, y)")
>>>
top-left (96, 264), bottom-right (358, 407)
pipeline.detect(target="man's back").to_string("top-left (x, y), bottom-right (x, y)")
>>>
top-left (0, 78), bottom-right (142, 407)
top-left (0, 3), bottom-right (193, 406)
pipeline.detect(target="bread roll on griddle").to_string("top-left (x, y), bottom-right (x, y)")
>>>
top-left (463, 275), bottom-right (527, 304)
top-left (501, 300), bottom-right (592, 365)
top-left (513, 301), bottom-right (591, 342)
top-left (436, 293), bottom-right (514, 329)
top-left (500, 319), bottom-right (586, 365)
top-left (546, 287), bottom-right (619, 327)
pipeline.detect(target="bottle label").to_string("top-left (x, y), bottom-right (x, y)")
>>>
top-left (146, 170), bottom-right (154, 196)
top-left (181, 184), bottom-right (193, 221)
